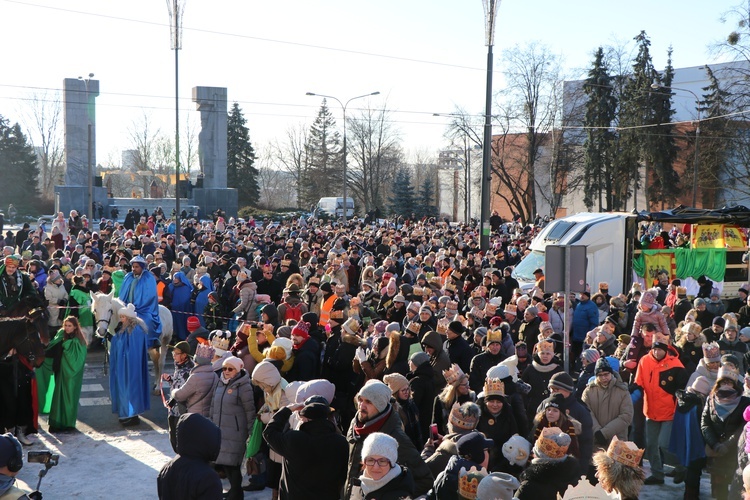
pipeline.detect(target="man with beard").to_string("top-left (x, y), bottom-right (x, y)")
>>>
top-left (344, 380), bottom-right (433, 499)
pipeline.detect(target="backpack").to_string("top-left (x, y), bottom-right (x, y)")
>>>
top-left (282, 301), bottom-right (303, 322)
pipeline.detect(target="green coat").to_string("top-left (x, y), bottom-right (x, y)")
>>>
top-left (66, 287), bottom-right (93, 327)
top-left (37, 329), bottom-right (87, 428)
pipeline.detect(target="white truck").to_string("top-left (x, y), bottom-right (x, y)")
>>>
top-left (317, 197), bottom-right (354, 218)
top-left (512, 210), bottom-right (750, 298)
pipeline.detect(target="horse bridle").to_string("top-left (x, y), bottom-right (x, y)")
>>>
top-left (0, 311), bottom-right (45, 363)
top-left (97, 308), bottom-right (114, 335)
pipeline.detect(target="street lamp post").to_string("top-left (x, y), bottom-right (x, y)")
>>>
top-left (305, 91), bottom-right (379, 223)
top-left (650, 83), bottom-right (702, 208)
top-left (168, 0), bottom-right (185, 240)
top-left (480, 0), bottom-right (500, 251)
top-left (78, 73), bottom-right (95, 222)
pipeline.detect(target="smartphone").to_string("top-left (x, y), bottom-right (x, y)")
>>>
top-left (28, 451), bottom-right (59, 465)
top-left (430, 423), bottom-right (439, 441)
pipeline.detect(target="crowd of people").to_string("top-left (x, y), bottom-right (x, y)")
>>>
top-left (5, 207), bottom-right (750, 499)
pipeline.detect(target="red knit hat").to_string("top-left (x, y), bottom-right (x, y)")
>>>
top-left (291, 321), bottom-right (310, 340)
top-left (187, 316), bottom-right (200, 332)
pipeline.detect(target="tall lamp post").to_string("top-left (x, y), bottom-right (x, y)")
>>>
top-left (78, 73), bottom-right (95, 222)
top-left (306, 91), bottom-right (379, 223)
top-left (650, 83), bottom-right (702, 208)
top-left (480, 0), bottom-right (500, 251)
top-left (168, 0), bottom-right (185, 240)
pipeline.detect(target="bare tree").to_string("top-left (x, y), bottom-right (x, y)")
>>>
top-left (181, 115), bottom-right (199, 180)
top-left (347, 103), bottom-right (403, 213)
top-left (269, 123), bottom-right (309, 208)
top-left (21, 91), bottom-right (64, 200)
top-left (127, 111), bottom-right (161, 172)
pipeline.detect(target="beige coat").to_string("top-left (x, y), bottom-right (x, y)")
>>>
top-left (581, 374), bottom-right (633, 442)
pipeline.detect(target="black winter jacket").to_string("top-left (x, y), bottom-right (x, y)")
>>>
top-left (516, 455), bottom-right (579, 500)
top-left (157, 413), bottom-right (222, 500)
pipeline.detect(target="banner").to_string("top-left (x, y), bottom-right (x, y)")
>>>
top-left (692, 224), bottom-right (747, 248)
top-left (643, 251), bottom-right (676, 286)
top-left (724, 226), bottom-right (747, 248)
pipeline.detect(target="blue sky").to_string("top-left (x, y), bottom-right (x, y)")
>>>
top-left (0, 0), bottom-right (742, 165)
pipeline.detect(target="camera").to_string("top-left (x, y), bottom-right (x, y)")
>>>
top-left (28, 451), bottom-right (59, 466)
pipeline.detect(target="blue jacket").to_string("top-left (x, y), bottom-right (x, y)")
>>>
top-left (572, 299), bottom-right (599, 342)
top-left (120, 269), bottom-right (162, 340)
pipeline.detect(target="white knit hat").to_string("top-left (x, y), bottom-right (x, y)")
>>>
top-left (361, 432), bottom-right (398, 466)
top-left (476, 472), bottom-right (520, 500)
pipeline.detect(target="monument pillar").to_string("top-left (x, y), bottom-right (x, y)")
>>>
top-left (190, 86), bottom-right (237, 217)
top-left (56, 77), bottom-right (108, 218)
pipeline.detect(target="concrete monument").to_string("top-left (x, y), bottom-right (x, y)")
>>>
top-left (64, 77), bottom-right (98, 186)
top-left (193, 86), bottom-right (228, 189)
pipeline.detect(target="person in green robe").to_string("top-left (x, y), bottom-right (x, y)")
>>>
top-left (37, 316), bottom-right (88, 432)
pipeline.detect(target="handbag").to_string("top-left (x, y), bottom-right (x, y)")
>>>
top-left (245, 418), bottom-right (263, 458)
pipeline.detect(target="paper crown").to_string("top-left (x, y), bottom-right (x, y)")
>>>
top-left (443, 363), bottom-right (466, 387)
top-left (429, 276), bottom-right (443, 288)
top-left (683, 321), bottom-right (702, 337)
top-left (446, 300), bottom-right (459, 310)
top-left (281, 259), bottom-right (291, 266)
top-left (557, 477), bottom-right (611, 500)
top-left (485, 303), bottom-right (498, 315)
top-left (444, 281), bottom-right (457, 292)
top-left (653, 332), bottom-right (670, 346)
top-left (598, 282), bottom-right (609, 290)
top-left (451, 270), bottom-right (463, 281)
top-left (458, 466), bottom-right (488, 500)
top-left (437, 318), bottom-right (450, 334)
top-left (718, 363), bottom-right (740, 382)
top-left (210, 330), bottom-right (231, 355)
top-left (330, 309), bottom-right (344, 320)
top-left (483, 377), bottom-right (505, 398)
top-left (702, 341), bottom-right (721, 362)
top-left (606, 436), bottom-right (645, 468)
top-left (676, 286), bottom-right (687, 295)
top-left (194, 343), bottom-right (215, 360)
top-left (406, 321), bottom-right (421, 335)
top-left (504, 304), bottom-right (517, 315)
top-left (486, 328), bottom-right (503, 344)
top-left (471, 288), bottom-right (484, 298)
top-left (449, 402), bottom-right (478, 431)
top-left (536, 427), bottom-right (569, 460)
top-left (537, 339), bottom-right (555, 354)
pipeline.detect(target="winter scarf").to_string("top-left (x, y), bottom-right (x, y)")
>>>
top-left (353, 405), bottom-right (393, 438)
top-left (359, 463), bottom-right (403, 496)
top-left (712, 391), bottom-right (741, 421)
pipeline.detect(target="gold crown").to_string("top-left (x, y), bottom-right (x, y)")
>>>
top-left (537, 339), bottom-right (555, 354)
top-left (486, 328), bottom-right (503, 344)
top-left (653, 332), bottom-right (670, 346)
top-left (437, 318), bottom-right (450, 334)
top-left (606, 436), bottom-right (645, 468)
top-left (458, 466), bottom-right (488, 499)
top-left (342, 318), bottom-right (360, 336)
top-left (451, 270), bottom-right (463, 281)
top-left (406, 321), bottom-right (421, 334)
top-left (447, 300), bottom-right (459, 310)
top-left (443, 363), bottom-right (466, 386)
top-left (449, 402), bottom-right (478, 431)
top-left (330, 310), bottom-right (344, 319)
top-left (210, 333), bottom-right (230, 352)
top-left (536, 427), bottom-right (568, 459)
top-left (483, 377), bottom-right (505, 397)
top-left (444, 281), bottom-right (457, 292)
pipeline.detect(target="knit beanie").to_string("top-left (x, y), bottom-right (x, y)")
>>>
top-left (383, 373), bottom-right (410, 395)
top-left (639, 291), bottom-right (656, 309)
top-left (222, 356), bottom-right (243, 372)
top-left (375, 320), bottom-right (389, 335)
top-left (549, 372), bottom-right (575, 393)
top-left (291, 321), bottom-right (310, 340)
top-left (713, 316), bottom-right (726, 328)
top-left (187, 316), bottom-right (201, 331)
top-left (694, 297), bottom-right (706, 308)
top-left (456, 431), bottom-right (494, 464)
top-left (194, 343), bottom-right (215, 366)
top-left (361, 432), bottom-right (398, 465)
top-left (533, 426), bottom-right (571, 462)
top-left (357, 380), bottom-right (392, 413)
top-left (702, 342), bottom-right (721, 363)
top-left (594, 357), bottom-right (614, 375)
top-left (409, 350), bottom-right (430, 367)
top-left (581, 349), bottom-right (600, 365)
top-left (386, 322), bottom-right (401, 334)
top-left (476, 472), bottom-right (520, 500)
top-left (448, 321), bottom-right (465, 335)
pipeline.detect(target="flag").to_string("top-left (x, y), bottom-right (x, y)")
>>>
top-left (644, 251), bottom-right (676, 286)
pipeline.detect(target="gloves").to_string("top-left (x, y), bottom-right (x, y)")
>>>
top-left (355, 347), bottom-right (367, 364)
top-left (630, 389), bottom-right (642, 405)
top-left (714, 442), bottom-right (729, 456)
top-left (594, 430), bottom-right (607, 447)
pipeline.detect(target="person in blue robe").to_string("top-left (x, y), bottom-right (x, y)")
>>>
top-left (168, 271), bottom-right (193, 341)
top-left (193, 274), bottom-right (214, 328)
top-left (109, 303), bottom-right (150, 425)
top-left (119, 255), bottom-right (162, 349)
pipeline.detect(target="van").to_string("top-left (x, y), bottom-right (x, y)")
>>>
top-left (317, 197), bottom-right (354, 218)
top-left (512, 210), bottom-right (750, 299)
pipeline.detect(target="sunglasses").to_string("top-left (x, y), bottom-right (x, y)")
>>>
top-left (222, 367), bottom-right (236, 372)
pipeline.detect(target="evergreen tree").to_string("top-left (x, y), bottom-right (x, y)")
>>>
top-left (302, 100), bottom-right (342, 208)
top-left (648, 47), bottom-right (680, 208)
top-left (417, 175), bottom-right (437, 219)
top-left (583, 47), bottom-right (618, 211)
top-left (389, 167), bottom-right (416, 216)
top-left (0, 116), bottom-right (39, 213)
top-left (696, 66), bottom-right (733, 207)
top-left (227, 103), bottom-right (260, 207)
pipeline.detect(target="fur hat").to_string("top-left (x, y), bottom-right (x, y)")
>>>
top-left (118, 303), bottom-right (138, 320)
top-left (533, 426), bottom-right (571, 462)
top-left (357, 380), bottom-right (392, 413)
top-left (476, 472), bottom-right (520, 500)
top-left (194, 343), bottom-right (215, 366)
top-left (702, 342), bottom-right (721, 363)
top-left (361, 432), bottom-right (398, 466)
top-left (549, 372), bottom-right (574, 393)
top-left (682, 321), bottom-right (703, 338)
top-left (383, 373), bottom-right (410, 395)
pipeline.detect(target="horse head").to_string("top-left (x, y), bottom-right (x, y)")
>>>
top-left (92, 290), bottom-right (116, 338)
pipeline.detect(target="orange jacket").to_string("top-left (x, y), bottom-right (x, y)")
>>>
top-left (634, 348), bottom-right (686, 421)
top-left (319, 293), bottom-right (337, 327)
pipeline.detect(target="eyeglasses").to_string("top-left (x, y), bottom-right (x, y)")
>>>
top-left (364, 458), bottom-right (391, 467)
top-left (222, 367), bottom-right (236, 372)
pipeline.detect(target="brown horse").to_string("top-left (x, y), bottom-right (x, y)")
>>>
top-left (0, 294), bottom-right (50, 367)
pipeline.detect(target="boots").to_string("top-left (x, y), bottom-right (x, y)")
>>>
top-left (683, 485), bottom-right (700, 500)
top-left (15, 426), bottom-right (32, 446)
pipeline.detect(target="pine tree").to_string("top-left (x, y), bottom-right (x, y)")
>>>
top-left (389, 167), bottom-right (416, 216)
top-left (302, 100), bottom-right (342, 208)
top-left (583, 47), bottom-right (618, 211)
top-left (648, 47), bottom-right (680, 208)
top-left (696, 66), bottom-right (733, 207)
top-left (227, 103), bottom-right (259, 207)
top-left (0, 116), bottom-right (39, 213)
top-left (417, 175), bottom-right (437, 219)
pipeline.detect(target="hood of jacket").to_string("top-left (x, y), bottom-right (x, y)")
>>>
top-left (175, 412), bottom-right (221, 461)
top-left (261, 302), bottom-right (279, 324)
top-left (251, 360), bottom-right (281, 388)
top-left (421, 330), bottom-right (445, 354)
